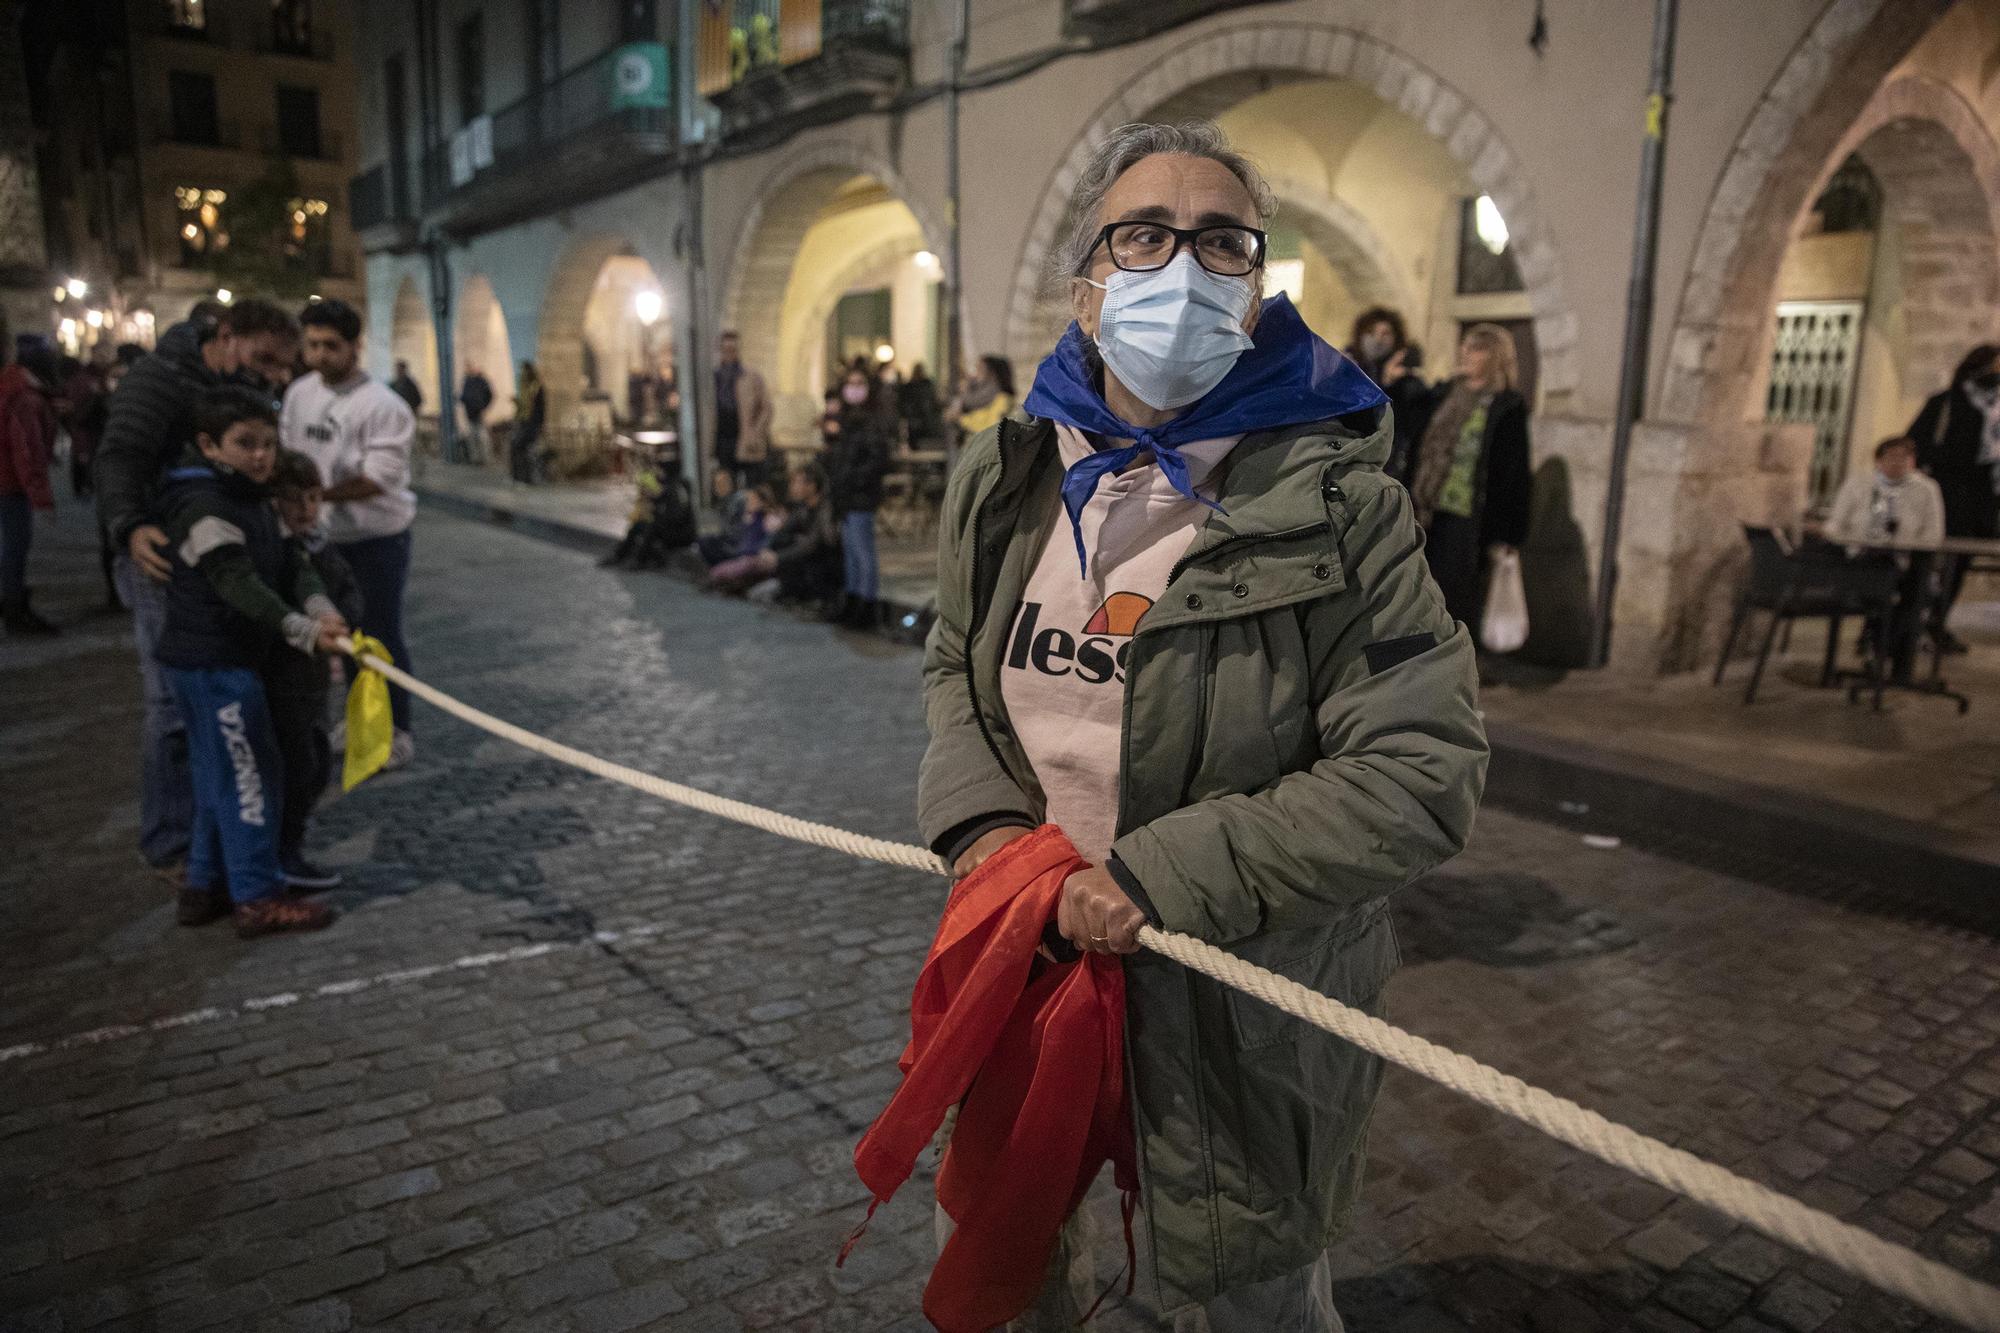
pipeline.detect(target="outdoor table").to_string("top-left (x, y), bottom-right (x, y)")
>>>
top-left (1826, 533), bottom-right (2000, 714)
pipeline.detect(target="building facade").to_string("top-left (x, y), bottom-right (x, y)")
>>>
top-left (349, 0), bottom-right (2000, 672)
top-left (27, 0), bottom-right (365, 357)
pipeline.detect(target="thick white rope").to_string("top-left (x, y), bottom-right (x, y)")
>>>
top-left (347, 644), bottom-right (2000, 1330)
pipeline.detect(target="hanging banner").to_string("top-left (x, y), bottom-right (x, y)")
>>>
top-left (611, 42), bottom-right (670, 110)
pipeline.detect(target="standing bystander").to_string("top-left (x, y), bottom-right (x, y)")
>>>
top-left (389, 359), bottom-right (423, 416)
top-left (281, 300), bottom-right (420, 769)
top-left (458, 365), bottom-right (494, 464)
top-left (94, 299), bottom-right (299, 885)
top-left (713, 331), bottom-right (773, 487)
top-left (0, 336), bottom-right (60, 635)
top-left (1909, 344), bottom-right (2000, 653)
top-left (511, 361), bottom-right (545, 484)
top-left (825, 367), bottom-right (892, 627)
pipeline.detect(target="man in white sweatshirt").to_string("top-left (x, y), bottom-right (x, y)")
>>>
top-left (1825, 435), bottom-right (1946, 549)
top-left (281, 300), bottom-right (419, 767)
top-left (1823, 435), bottom-right (1948, 682)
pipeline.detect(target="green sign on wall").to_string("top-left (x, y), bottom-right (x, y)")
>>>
top-left (610, 43), bottom-right (670, 110)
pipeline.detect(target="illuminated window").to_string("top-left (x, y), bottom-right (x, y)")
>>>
top-left (168, 0), bottom-right (207, 31)
top-left (284, 197), bottom-right (332, 272)
top-left (176, 186), bottom-right (229, 264)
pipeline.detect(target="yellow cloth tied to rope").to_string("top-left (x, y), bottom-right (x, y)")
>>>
top-left (343, 633), bottom-right (394, 791)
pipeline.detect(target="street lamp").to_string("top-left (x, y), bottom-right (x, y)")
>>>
top-left (215, 287), bottom-right (233, 304)
top-left (86, 309), bottom-right (104, 329)
top-left (65, 277), bottom-right (87, 299)
top-left (874, 343), bottom-right (895, 365)
top-left (633, 289), bottom-right (663, 326)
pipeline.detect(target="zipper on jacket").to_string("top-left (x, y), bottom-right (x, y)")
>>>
top-left (1161, 521), bottom-right (1333, 594)
top-left (962, 420), bottom-right (1017, 785)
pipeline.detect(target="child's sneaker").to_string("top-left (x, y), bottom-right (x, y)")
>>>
top-left (234, 896), bottom-right (337, 939)
top-left (177, 886), bottom-right (230, 927)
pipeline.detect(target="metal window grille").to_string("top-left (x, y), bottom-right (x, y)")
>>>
top-left (1766, 300), bottom-right (1864, 505)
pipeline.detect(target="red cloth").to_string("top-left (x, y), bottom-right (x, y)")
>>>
top-left (847, 825), bottom-right (1137, 1332)
top-left (0, 366), bottom-right (55, 509)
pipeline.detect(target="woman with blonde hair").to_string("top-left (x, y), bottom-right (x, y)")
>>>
top-left (1407, 322), bottom-right (1533, 632)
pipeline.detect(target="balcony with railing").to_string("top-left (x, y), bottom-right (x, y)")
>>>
top-left (1061, 0), bottom-right (1273, 42)
top-left (697, 0), bottom-right (909, 140)
top-left (349, 161), bottom-right (419, 252)
top-left (415, 41), bottom-right (675, 236)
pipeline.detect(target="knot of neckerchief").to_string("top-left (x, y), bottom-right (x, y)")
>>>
top-left (1058, 434), bottom-right (1222, 578)
top-left (1025, 294), bottom-right (1387, 579)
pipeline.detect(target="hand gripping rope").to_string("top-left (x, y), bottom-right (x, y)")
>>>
top-left (340, 640), bottom-right (2000, 1330)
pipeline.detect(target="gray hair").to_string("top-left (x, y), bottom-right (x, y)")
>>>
top-left (1047, 121), bottom-right (1277, 292)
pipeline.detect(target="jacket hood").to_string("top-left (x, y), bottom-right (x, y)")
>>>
top-left (153, 320), bottom-right (211, 377)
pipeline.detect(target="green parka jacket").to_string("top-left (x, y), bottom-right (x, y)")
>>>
top-left (916, 407), bottom-right (1488, 1311)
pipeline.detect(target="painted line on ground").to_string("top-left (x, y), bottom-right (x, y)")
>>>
top-left (0, 923), bottom-right (671, 1066)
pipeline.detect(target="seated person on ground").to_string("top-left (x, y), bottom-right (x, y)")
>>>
top-left (707, 465), bottom-right (842, 607)
top-left (699, 483), bottom-right (783, 567)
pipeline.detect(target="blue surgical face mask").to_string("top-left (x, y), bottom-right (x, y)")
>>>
top-left (1083, 251), bottom-right (1257, 411)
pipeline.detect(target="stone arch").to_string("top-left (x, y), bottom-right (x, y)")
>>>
top-left (454, 273), bottom-right (517, 426)
top-left (1003, 22), bottom-right (1576, 394)
top-left (718, 139), bottom-right (944, 383)
top-left (787, 235), bottom-right (931, 402)
top-left (1837, 77), bottom-right (2000, 402)
top-left (1265, 179), bottom-right (1416, 325)
top-left (388, 274), bottom-right (438, 412)
top-left (536, 233), bottom-right (642, 425)
top-left (1656, 0), bottom-right (1959, 428)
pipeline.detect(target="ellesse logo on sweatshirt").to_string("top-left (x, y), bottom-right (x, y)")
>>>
top-left (1004, 593), bottom-right (1151, 685)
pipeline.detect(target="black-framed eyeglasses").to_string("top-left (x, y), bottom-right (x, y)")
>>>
top-left (1086, 221), bottom-right (1268, 278)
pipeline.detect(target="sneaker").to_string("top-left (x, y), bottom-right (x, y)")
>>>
top-left (234, 896), bottom-right (337, 939)
top-left (280, 857), bottom-right (343, 891)
top-left (177, 886), bottom-right (231, 927)
top-left (383, 729), bottom-right (415, 771)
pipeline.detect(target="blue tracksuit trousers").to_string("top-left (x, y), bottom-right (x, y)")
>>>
top-left (166, 666), bottom-right (285, 905)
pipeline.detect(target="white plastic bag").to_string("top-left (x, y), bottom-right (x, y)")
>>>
top-left (1480, 549), bottom-right (1529, 654)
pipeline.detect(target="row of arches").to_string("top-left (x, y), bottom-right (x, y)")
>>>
top-left (387, 5), bottom-right (2000, 533)
top-left (393, 38), bottom-right (1556, 449)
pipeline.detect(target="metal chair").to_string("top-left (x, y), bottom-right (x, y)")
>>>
top-left (1712, 527), bottom-right (1896, 704)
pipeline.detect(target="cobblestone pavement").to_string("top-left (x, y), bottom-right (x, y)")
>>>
top-left (5, 503), bottom-right (2000, 1332)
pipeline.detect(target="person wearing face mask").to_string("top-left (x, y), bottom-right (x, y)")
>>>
top-left (822, 368), bottom-right (892, 627)
top-left (1406, 324), bottom-right (1534, 640)
top-left (915, 121), bottom-right (1485, 1329)
top-left (1908, 344), bottom-right (2000, 654)
top-left (95, 298), bottom-right (300, 890)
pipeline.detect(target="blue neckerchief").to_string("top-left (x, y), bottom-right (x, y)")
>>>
top-left (1023, 295), bottom-right (1386, 576)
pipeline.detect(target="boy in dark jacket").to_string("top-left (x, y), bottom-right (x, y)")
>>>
top-left (158, 387), bottom-right (346, 938)
top-left (269, 449), bottom-right (364, 890)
